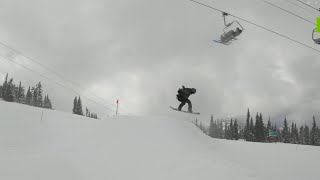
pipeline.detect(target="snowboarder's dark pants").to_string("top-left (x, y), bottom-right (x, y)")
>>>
top-left (177, 95), bottom-right (192, 112)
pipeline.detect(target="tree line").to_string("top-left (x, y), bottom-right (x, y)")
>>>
top-left (72, 96), bottom-right (99, 119)
top-left (0, 73), bottom-right (52, 109)
top-left (195, 108), bottom-right (320, 146)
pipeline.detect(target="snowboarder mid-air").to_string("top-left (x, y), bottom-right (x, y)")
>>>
top-left (176, 86), bottom-right (196, 113)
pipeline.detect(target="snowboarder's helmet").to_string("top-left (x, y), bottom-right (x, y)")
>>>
top-left (191, 88), bottom-right (196, 93)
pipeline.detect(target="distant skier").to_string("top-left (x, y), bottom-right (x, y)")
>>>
top-left (176, 86), bottom-right (196, 113)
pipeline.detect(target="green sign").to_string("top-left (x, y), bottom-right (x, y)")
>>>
top-left (269, 130), bottom-right (277, 137)
top-left (317, 17), bottom-right (320, 32)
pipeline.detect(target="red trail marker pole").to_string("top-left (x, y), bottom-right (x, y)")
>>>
top-left (116, 99), bottom-right (119, 115)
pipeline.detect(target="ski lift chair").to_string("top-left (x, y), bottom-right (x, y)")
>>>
top-left (219, 12), bottom-right (244, 45)
top-left (312, 28), bottom-right (320, 44)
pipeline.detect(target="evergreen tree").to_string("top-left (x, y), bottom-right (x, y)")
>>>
top-left (31, 86), bottom-right (37, 106)
top-left (249, 117), bottom-right (255, 141)
top-left (12, 83), bottom-right (18, 102)
top-left (234, 119), bottom-right (239, 140)
top-left (35, 82), bottom-right (43, 107)
top-left (47, 95), bottom-right (52, 109)
top-left (266, 117), bottom-right (272, 138)
top-left (77, 96), bottom-right (83, 115)
top-left (43, 95), bottom-right (52, 109)
top-left (4, 78), bottom-right (14, 102)
top-left (209, 115), bottom-right (214, 138)
top-left (86, 107), bottom-right (89, 117)
top-left (230, 119), bottom-right (234, 140)
top-left (299, 125), bottom-right (305, 144)
top-left (304, 125), bottom-right (310, 145)
top-left (25, 87), bottom-right (32, 105)
top-left (0, 85), bottom-right (3, 98)
top-left (290, 122), bottom-right (298, 144)
top-left (282, 117), bottom-right (290, 143)
top-left (244, 108), bottom-right (250, 141)
top-left (255, 113), bottom-right (265, 142)
top-left (73, 97), bottom-right (78, 114)
top-left (316, 127), bottom-right (320, 146)
top-left (219, 121), bottom-right (224, 139)
top-left (294, 123), bottom-right (299, 144)
top-left (43, 95), bottom-right (48, 108)
top-left (224, 122), bottom-right (230, 140)
top-left (310, 116), bottom-right (317, 145)
top-left (16, 81), bottom-right (25, 103)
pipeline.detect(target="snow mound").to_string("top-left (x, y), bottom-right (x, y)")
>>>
top-left (0, 101), bottom-right (319, 180)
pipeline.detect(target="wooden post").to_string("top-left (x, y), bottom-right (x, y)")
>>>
top-left (116, 99), bottom-right (119, 115)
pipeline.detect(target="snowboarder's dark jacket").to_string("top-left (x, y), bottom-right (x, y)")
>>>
top-left (177, 86), bottom-right (196, 100)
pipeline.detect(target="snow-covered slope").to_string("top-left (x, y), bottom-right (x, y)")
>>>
top-left (1, 101), bottom-right (319, 180)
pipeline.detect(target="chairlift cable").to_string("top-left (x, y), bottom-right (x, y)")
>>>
top-left (0, 54), bottom-right (114, 116)
top-left (190, 0), bottom-right (320, 53)
top-left (295, 0), bottom-right (320, 12)
top-left (261, 0), bottom-right (315, 25)
top-left (0, 41), bottom-right (131, 115)
top-left (286, 0), bottom-right (307, 10)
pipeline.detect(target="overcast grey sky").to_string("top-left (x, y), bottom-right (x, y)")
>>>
top-left (0, 0), bottom-right (320, 124)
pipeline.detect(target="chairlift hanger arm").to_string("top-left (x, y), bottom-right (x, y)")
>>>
top-left (222, 12), bottom-right (231, 26)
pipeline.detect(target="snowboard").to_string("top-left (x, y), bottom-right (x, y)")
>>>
top-left (170, 106), bottom-right (200, 115)
top-left (213, 40), bottom-right (228, 45)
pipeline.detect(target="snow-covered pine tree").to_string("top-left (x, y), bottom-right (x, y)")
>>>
top-left (25, 87), bottom-right (32, 105)
top-left (17, 81), bottom-right (25, 103)
top-left (249, 117), bottom-right (255, 141)
top-left (254, 113), bottom-right (262, 142)
top-left (12, 83), bottom-right (18, 102)
top-left (43, 95), bottom-right (48, 108)
top-left (260, 113), bottom-right (266, 142)
top-left (219, 121), bottom-right (224, 139)
top-left (86, 107), bottom-right (89, 117)
top-left (44, 95), bottom-right (52, 109)
top-left (224, 122), bottom-right (229, 139)
top-left (266, 117), bottom-right (272, 139)
top-left (316, 127), bottom-right (320, 146)
top-left (230, 118), bottom-right (234, 140)
top-left (244, 108), bottom-right (250, 141)
top-left (304, 125), bottom-right (310, 145)
top-left (47, 95), bottom-right (52, 109)
top-left (234, 119), bottom-right (239, 140)
top-left (77, 96), bottom-right (83, 115)
top-left (290, 122), bottom-right (294, 143)
top-left (73, 97), bottom-right (78, 114)
top-left (282, 117), bottom-right (290, 143)
top-left (31, 86), bottom-right (37, 106)
top-left (209, 115), bottom-right (214, 138)
top-left (299, 125), bottom-right (305, 144)
top-left (0, 85), bottom-right (2, 98)
top-left (294, 123), bottom-right (299, 144)
top-left (310, 116), bottom-right (317, 145)
top-left (4, 78), bottom-right (14, 102)
top-left (35, 82), bottom-right (43, 107)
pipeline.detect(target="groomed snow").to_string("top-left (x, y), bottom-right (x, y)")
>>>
top-left (1, 101), bottom-right (320, 180)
